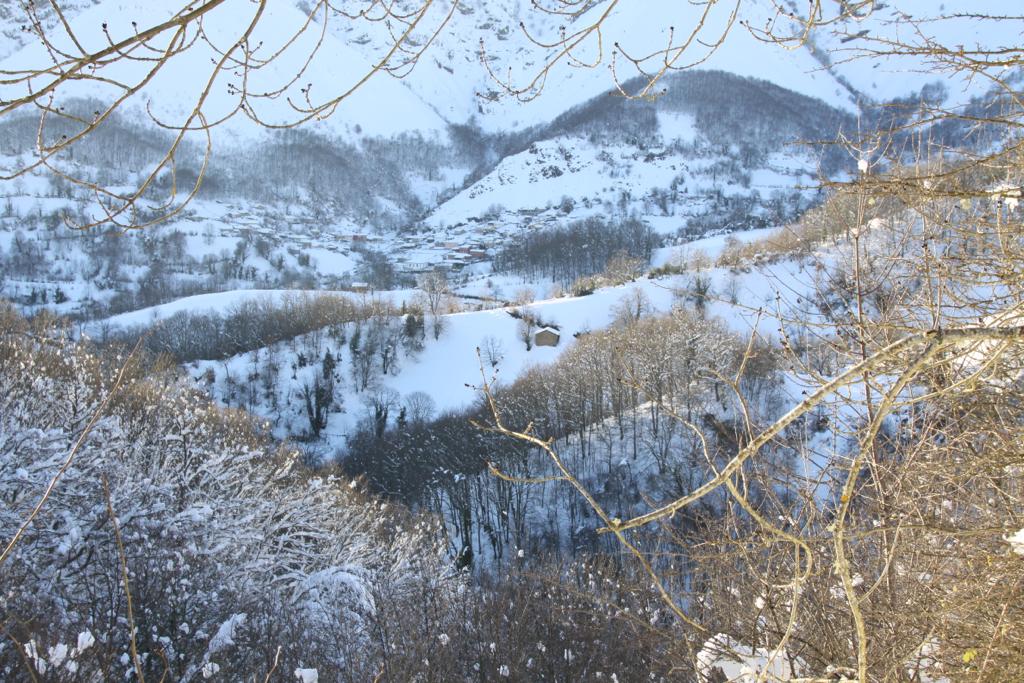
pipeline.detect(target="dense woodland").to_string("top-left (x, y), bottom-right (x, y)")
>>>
top-left (492, 216), bottom-right (658, 287)
top-left (344, 306), bottom-right (784, 568)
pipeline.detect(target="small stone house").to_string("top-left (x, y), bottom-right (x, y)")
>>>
top-left (534, 327), bottom-right (560, 347)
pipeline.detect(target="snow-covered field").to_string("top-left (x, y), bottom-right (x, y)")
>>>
top-left (121, 230), bottom-right (826, 460)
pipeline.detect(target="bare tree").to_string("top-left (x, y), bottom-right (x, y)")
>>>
top-left (611, 287), bottom-right (651, 327)
top-left (0, 0), bottom-right (459, 228)
top-left (480, 0), bottom-right (877, 102)
top-left (475, 5), bottom-right (1024, 681)
top-left (403, 390), bottom-right (436, 425)
top-left (300, 374), bottom-right (332, 438)
top-left (480, 334), bottom-right (504, 368)
top-left (417, 269), bottom-right (454, 340)
top-left (365, 386), bottom-right (400, 438)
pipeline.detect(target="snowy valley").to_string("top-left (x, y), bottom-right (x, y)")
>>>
top-left (2, 1), bottom-right (1023, 681)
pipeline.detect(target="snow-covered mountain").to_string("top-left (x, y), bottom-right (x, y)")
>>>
top-left (331, 0), bottom-right (862, 131)
top-left (4, 0), bottom-right (1004, 146)
top-left (803, 0), bottom-right (1020, 104)
top-left (0, 0), bottom-right (101, 62)
top-left (331, 0), bottom-right (1017, 131)
top-left (1, 0), bottom-right (1008, 320)
top-left (0, 0), bottom-right (450, 143)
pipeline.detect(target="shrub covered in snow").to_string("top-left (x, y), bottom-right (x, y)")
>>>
top-left (0, 302), bottom-right (452, 680)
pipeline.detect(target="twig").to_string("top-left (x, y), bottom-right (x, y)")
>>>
top-left (103, 475), bottom-right (146, 683)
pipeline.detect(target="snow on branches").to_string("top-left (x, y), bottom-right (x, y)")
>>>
top-left (0, 302), bottom-right (452, 680)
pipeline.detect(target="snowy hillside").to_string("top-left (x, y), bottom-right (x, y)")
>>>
top-left (804, 0), bottom-right (1023, 103)
top-left (0, 0), bottom-right (449, 143)
top-left (0, 0), bottom-right (1008, 437)
top-left (179, 278), bottom-right (687, 442)
top-left (339, 0), bottom-right (860, 130)
top-left (97, 230), bottom-right (815, 456)
top-left (1, 0), bottom-right (989, 282)
top-left (337, 0), bottom-right (1015, 132)
top-left (0, 1), bottom-right (100, 61)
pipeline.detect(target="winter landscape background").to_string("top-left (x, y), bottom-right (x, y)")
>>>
top-left (1, 1), bottom-right (1023, 681)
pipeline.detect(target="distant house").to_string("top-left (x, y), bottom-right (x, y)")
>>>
top-left (350, 282), bottom-right (371, 293)
top-left (534, 327), bottom-right (560, 347)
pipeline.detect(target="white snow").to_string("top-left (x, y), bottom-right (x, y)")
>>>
top-left (207, 613), bottom-right (246, 655)
top-left (1007, 528), bottom-right (1024, 556)
top-left (47, 643), bottom-right (69, 669)
top-left (810, 0), bottom-right (1021, 105)
top-left (696, 633), bottom-right (797, 683)
top-left (98, 289), bottom-right (312, 330)
top-left (395, 0), bottom-right (863, 131)
top-left (76, 631), bottom-right (95, 653)
top-left (0, 0), bottom-right (449, 143)
top-left (651, 226), bottom-right (779, 266)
